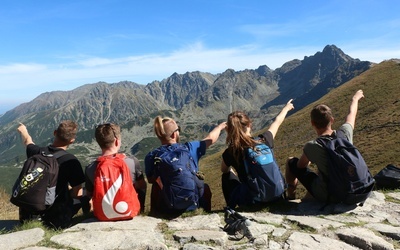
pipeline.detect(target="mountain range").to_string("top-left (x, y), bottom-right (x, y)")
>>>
top-left (0, 45), bottom-right (372, 169)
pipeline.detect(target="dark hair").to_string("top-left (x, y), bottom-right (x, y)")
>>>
top-left (310, 104), bottom-right (333, 129)
top-left (95, 123), bottom-right (120, 149)
top-left (56, 120), bottom-right (78, 143)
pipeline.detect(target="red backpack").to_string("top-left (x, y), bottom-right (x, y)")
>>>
top-left (92, 154), bottom-right (140, 221)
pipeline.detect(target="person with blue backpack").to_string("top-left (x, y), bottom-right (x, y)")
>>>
top-left (285, 90), bottom-right (375, 205)
top-left (145, 116), bottom-right (227, 216)
top-left (220, 99), bottom-right (294, 208)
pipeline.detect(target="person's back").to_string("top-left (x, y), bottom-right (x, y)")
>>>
top-left (145, 116), bottom-right (226, 216)
top-left (85, 123), bottom-right (142, 220)
top-left (16, 121), bottom-right (85, 229)
top-left (221, 100), bottom-right (294, 208)
top-left (285, 90), bottom-right (374, 204)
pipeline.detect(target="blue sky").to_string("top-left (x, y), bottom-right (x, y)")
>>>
top-left (1, 0), bottom-right (399, 114)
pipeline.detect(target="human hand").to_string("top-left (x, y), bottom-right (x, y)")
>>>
top-left (17, 122), bottom-right (27, 134)
top-left (284, 99), bottom-right (295, 111)
top-left (353, 90), bottom-right (364, 101)
top-left (218, 122), bottom-right (227, 130)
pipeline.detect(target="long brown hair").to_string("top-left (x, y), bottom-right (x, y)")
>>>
top-left (226, 111), bottom-right (257, 162)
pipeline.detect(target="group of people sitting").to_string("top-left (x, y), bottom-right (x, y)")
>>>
top-left (14, 89), bottom-right (373, 229)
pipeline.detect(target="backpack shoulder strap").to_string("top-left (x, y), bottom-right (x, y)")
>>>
top-left (51, 150), bottom-right (68, 159)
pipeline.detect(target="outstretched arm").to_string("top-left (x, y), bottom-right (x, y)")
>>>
top-left (268, 99), bottom-right (295, 138)
top-left (345, 90), bottom-right (364, 129)
top-left (202, 122), bottom-right (227, 148)
top-left (17, 123), bottom-right (34, 146)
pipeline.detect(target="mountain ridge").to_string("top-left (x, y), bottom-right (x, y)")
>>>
top-left (0, 45), bottom-right (372, 170)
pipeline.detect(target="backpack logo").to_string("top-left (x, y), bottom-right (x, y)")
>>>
top-left (101, 173), bottom-right (131, 219)
top-left (154, 144), bottom-right (200, 210)
top-left (10, 150), bottom-right (66, 212)
top-left (92, 154), bottom-right (140, 221)
top-left (317, 131), bottom-right (375, 204)
top-left (244, 143), bottom-right (285, 202)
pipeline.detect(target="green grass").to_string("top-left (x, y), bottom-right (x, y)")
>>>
top-left (201, 60), bottom-right (400, 211)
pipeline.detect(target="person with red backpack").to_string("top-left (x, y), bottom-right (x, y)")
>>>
top-left (145, 116), bottom-right (226, 216)
top-left (85, 123), bottom-right (145, 221)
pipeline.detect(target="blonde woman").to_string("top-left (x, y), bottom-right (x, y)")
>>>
top-left (145, 116), bottom-right (226, 215)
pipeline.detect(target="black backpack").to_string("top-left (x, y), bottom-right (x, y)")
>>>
top-left (10, 150), bottom-right (67, 212)
top-left (374, 164), bottom-right (400, 189)
top-left (222, 207), bottom-right (254, 242)
top-left (316, 130), bottom-right (375, 205)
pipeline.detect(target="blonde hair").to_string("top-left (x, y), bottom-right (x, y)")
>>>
top-left (226, 111), bottom-right (257, 162)
top-left (153, 116), bottom-right (178, 141)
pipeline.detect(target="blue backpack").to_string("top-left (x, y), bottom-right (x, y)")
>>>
top-left (244, 143), bottom-right (286, 202)
top-left (316, 130), bottom-right (375, 205)
top-left (153, 144), bottom-right (202, 210)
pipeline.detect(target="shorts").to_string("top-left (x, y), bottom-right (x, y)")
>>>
top-left (287, 157), bottom-right (318, 197)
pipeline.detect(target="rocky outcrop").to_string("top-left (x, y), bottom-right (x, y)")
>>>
top-left (1, 191), bottom-right (399, 249)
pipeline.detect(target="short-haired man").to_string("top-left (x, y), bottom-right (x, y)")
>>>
top-left (16, 120), bottom-right (85, 229)
top-left (285, 90), bottom-right (371, 202)
top-left (85, 123), bottom-right (147, 213)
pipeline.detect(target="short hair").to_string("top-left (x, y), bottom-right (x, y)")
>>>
top-left (56, 120), bottom-right (78, 143)
top-left (153, 116), bottom-right (178, 140)
top-left (95, 123), bottom-right (121, 149)
top-left (310, 104), bottom-right (333, 129)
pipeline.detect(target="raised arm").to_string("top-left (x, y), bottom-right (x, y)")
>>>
top-left (268, 99), bottom-right (295, 138)
top-left (17, 123), bottom-right (34, 146)
top-left (345, 90), bottom-right (364, 129)
top-left (202, 122), bottom-right (227, 148)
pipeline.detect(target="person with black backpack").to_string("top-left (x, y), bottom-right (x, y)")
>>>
top-left (14, 121), bottom-right (86, 229)
top-left (285, 90), bottom-right (375, 205)
top-left (220, 100), bottom-right (294, 208)
top-left (145, 116), bottom-right (226, 216)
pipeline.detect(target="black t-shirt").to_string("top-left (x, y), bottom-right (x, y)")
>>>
top-left (26, 144), bottom-right (85, 203)
top-left (222, 131), bottom-right (274, 183)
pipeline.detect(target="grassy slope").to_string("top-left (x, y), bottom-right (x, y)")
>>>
top-left (202, 60), bottom-right (400, 211)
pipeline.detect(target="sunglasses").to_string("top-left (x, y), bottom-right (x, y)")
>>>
top-left (96, 123), bottom-right (118, 139)
top-left (173, 126), bottom-right (181, 133)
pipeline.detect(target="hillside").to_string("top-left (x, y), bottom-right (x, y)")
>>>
top-left (1, 60), bottom-right (399, 221)
top-left (202, 59), bottom-right (400, 210)
top-left (0, 45), bottom-right (371, 171)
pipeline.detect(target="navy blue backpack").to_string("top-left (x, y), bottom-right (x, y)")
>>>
top-left (316, 130), bottom-right (375, 205)
top-left (153, 144), bottom-right (202, 210)
top-left (244, 143), bottom-right (286, 202)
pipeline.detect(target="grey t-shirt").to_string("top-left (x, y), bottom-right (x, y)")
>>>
top-left (303, 123), bottom-right (353, 201)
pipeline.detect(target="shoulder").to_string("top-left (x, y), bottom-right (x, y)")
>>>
top-left (259, 131), bottom-right (274, 148)
top-left (186, 140), bottom-right (205, 151)
top-left (26, 144), bottom-right (41, 157)
top-left (304, 140), bottom-right (322, 152)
